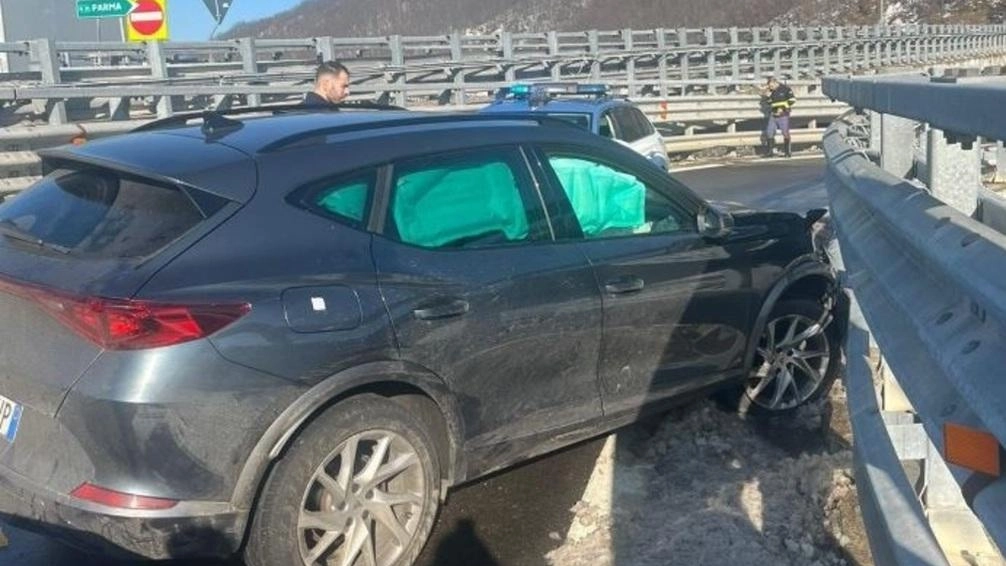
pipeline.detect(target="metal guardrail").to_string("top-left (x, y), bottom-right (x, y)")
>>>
top-left (1, 24), bottom-right (1004, 125)
top-left (823, 74), bottom-right (1006, 564)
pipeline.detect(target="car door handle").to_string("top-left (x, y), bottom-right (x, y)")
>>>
top-left (604, 276), bottom-right (645, 295)
top-left (413, 299), bottom-right (470, 321)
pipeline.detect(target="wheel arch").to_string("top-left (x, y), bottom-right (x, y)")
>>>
top-left (230, 360), bottom-right (466, 516)
top-left (744, 257), bottom-right (838, 372)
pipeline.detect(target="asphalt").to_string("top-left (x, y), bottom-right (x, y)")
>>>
top-left (0, 157), bottom-right (828, 566)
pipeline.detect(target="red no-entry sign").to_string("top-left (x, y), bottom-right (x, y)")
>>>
top-left (127, 0), bottom-right (169, 41)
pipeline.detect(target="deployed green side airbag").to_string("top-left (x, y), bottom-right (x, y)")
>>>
top-left (549, 157), bottom-right (645, 237)
top-left (317, 180), bottom-right (369, 222)
top-left (393, 161), bottom-right (529, 248)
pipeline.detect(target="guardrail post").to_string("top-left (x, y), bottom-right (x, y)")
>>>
top-left (771, 27), bottom-right (782, 77)
top-left (588, 30), bottom-right (601, 81)
top-left (821, 27), bottom-right (831, 75)
top-left (315, 36), bottom-right (335, 61)
top-left (906, 26), bottom-right (916, 64)
top-left (868, 111), bottom-right (882, 150)
top-left (752, 27), bottom-right (763, 79)
top-left (868, 25), bottom-right (878, 68)
top-left (547, 31), bottom-right (561, 81)
top-left (705, 27), bottom-right (716, 80)
top-left (789, 26), bottom-right (799, 78)
top-left (237, 38), bottom-right (261, 107)
top-left (500, 31), bottom-right (516, 84)
top-left (729, 27), bottom-right (740, 80)
top-left (836, 27), bottom-right (845, 70)
top-left (147, 40), bottom-right (173, 118)
top-left (877, 25), bottom-right (885, 67)
top-left (927, 126), bottom-right (980, 215)
top-left (389, 35), bottom-right (406, 108)
top-left (915, 25), bottom-right (923, 63)
top-left (925, 25), bottom-right (934, 63)
top-left (623, 29), bottom-right (637, 98)
top-left (862, 26), bottom-right (871, 68)
top-left (883, 26), bottom-right (892, 66)
top-left (449, 32), bottom-right (465, 106)
top-left (677, 28), bottom-right (689, 83)
top-left (895, 27), bottom-right (904, 64)
top-left (922, 438), bottom-right (1000, 558)
top-left (31, 39), bottom-right (67, 125)
top-left (805, 27), bottom-right (817, 76)
top-left (996, 142), bottom-right (1006, 184)
top-left (923, 25), bottom-right (931, 62)
top-left (655, 28), bottom-right (668, 98)
top-left (880, 114), bottom-right (915, 178)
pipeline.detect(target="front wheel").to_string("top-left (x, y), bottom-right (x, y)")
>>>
top-left (245, 394), bottom-right (441, 566)
top-left (735, 299), bottom-right (840, 417)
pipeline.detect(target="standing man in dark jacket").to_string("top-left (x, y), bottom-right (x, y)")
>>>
top-left (760, 77), bottom-right (797, 157)
top-left (303, 61), bottom-right (351, 106)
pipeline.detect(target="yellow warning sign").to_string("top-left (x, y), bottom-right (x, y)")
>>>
top-left (126, 0), bottom-right (169, 42)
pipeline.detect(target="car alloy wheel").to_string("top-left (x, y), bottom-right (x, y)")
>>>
top-left (298, 430), bottom-right (427, 566)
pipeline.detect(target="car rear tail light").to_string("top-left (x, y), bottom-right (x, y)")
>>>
top-left (71, 483), bottom-right (178, 510)
top-left (0, 275), bottom-right (249, 350)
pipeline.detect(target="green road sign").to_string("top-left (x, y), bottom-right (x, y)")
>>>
top-left (76, 0), bottom-right (134, 19)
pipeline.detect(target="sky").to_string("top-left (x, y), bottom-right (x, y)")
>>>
top-left (168, 0), bottom-right (305, 40)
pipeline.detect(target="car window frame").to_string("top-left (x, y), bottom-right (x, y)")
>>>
top-left (611, 106), bottom-right (643, 143)
top-left (630, 107), bottom-right (656, 137)
top-left (286, 168), bottom-right (378, 231)
top-left (540, 112), bottom-right (593, 131)
top-left (375, 144), bottom-right (554, 252)
top-left (530, 143), bottom-right (702, 242)
top-left (598, 110), bottom-right (619, 140)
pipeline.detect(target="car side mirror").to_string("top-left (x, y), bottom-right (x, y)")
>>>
top-left (697, 205), bottom-right (734, 241)
top-left (647, 152), bottom-right (668, 171)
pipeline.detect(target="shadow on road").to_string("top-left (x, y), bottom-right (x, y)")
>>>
top-left (415, 436), bottom-right (606, 566)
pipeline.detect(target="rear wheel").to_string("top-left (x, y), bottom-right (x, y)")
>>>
top-left (733, 299), bottom-right (839, 417)
top-left (245, 395), bottom-right (441, 566)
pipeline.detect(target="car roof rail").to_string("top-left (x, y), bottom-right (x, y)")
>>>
top-left (131, 100), bottom-right (408, 134)
top-left (259, 111), bottom-right (584, 154)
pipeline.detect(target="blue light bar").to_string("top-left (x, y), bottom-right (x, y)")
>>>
top-left (495, 82), bottom-right (610, 105)
top-left (510, 84), bottom-right (532, 97)
top-left (577, 84), bottom-right (608, 95)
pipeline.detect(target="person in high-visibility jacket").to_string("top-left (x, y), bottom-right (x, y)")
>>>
top-left (760, 77), bottom-right (796, 157)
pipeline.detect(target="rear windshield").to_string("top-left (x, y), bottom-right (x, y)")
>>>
top-left (0, 167), bottom-right (206, 259)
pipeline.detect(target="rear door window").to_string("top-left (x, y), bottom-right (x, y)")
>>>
top-left (0, 167), bottom-right (211, 258)
top-left (386, 147), bottom-right (549, 249)
top-left (290, 170), bottom-right (376, 229)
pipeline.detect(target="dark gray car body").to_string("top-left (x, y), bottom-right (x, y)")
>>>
top-left (0, 110), bottom-right (836, 559)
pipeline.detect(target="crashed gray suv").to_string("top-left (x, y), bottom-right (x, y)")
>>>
top-left (0, 106), bottom-right (840, 566)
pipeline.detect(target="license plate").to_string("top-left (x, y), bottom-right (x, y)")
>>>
top-left (0, 395), bottom-right (22, 443)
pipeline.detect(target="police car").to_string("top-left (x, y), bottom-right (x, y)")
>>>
top-left (480, 83), bottom-right (669, 170)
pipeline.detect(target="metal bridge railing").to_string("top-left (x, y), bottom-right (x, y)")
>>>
top-left (823, 73), bottom-right (1006, 565)
top-left (1, 24), bottom-right (1004, 125)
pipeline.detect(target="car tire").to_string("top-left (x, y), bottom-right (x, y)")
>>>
top-left (245, 394), bottom-right (441, 566)
top-left (724, 299), bottom-right (840, 418)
